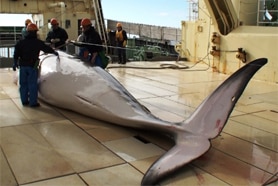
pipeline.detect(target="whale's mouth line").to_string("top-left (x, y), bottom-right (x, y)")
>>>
top-left (75, 95), bottom-right (92, 104)
top-left (75, 95), bottom-right (100, 108)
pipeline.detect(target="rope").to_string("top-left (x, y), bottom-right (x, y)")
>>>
top-left (69, 40), bottom-right (180, 57)
top-left (37, 41), bottom-right (211, 72)
top-left (107, 63), bottom-right (189, 70)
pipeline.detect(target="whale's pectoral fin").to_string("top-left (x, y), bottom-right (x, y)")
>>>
top-left (141, 135), bottom-right (211, 186)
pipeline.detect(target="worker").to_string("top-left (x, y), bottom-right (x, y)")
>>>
top-left (46, 18), bottom-right (68, 51)
top-left (21, 19), bottom-right (32, 39)
top-left (115, 22), bottom-right (128, 64)
top-left (71, 18), bottom-right (108, 69)
top-left (13, 23), bottom-right (59, 107)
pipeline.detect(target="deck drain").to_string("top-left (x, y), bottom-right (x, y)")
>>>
top-left (270, 110), bottom-right (278, 113)
top-left (133, 135), bottom-right (150, 144)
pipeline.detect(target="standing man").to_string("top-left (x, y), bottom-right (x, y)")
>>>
top-left (72, 18), bottom-right (108, 69)
top-left (13, 23), bottom-right (59, 107)
top-left (46, 18), bottom-right (68, 51)
top-left (21, 19), bottom-right (32, 39)
top-left (115, 22), bottom-right (128, 64)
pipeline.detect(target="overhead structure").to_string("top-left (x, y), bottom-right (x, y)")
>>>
top-left (0, 0), bottom-right (108, 45)
top-left (204, 0), bottom-right (239, 35)
top-left (92, 0), bottom-right (108, 48)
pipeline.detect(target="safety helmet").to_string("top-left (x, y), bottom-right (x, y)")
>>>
top-left (116, 23), bottom-right (122, 28)
top-left (50, 18), bottom-right (58, 25)
top-left (80, 18), bottom-right (92, 27)
top-left (25, 19), bottom-right (32, 25)
top-left (27, 23), bottom-right (38, 32)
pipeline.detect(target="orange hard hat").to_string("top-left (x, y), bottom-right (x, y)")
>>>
top-left (27, 23), bottom-right (38, 32)
top-left (50, 18), bottom-right (58, 25)
top-left (25, 19), bottom-right (32, 25)
top-left (116, 23), bottom-right (122, 28)
top-left (80, 18), bottom-right (92, 27)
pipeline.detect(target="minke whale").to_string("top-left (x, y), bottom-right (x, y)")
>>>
top-left (38, 51), bottom-right (267, 185)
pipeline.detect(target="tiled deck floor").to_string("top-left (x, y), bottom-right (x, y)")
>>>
top-left (0, 61), bottom-right (277, 186)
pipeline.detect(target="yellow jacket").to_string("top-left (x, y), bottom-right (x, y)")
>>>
top-left (116, 30), bottom-right (127, 47)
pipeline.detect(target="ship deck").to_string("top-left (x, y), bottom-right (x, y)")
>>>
top-left (0, 61), bottom-right (277, 186)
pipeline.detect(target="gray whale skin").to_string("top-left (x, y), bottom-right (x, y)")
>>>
top-left (38, 51), bottom-right (267, 185)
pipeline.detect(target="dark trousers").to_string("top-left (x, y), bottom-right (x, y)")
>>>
top-left (117, 47), bottom-right (126, 64)
top-left (19, 66), bottom-right (39, 106)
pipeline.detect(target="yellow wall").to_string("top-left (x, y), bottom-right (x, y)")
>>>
top-left (180, 0), bottom-right (278, 83)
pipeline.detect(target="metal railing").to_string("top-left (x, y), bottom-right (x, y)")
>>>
top-left (0, 43), bottom-right (14, 68)
top-left (257, 0), bottom-right (278, 26)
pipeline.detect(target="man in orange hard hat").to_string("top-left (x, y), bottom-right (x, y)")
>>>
top-left (21, 19), bottom-right (32, 39)
top-left (71, 18), bottom-right (108, 68)
top-left (46, 18), bottom-right (68, 51)
top-left (115, 22), bottom-right (128, 64)
top-left (13, 23), bottom-right (58, 107)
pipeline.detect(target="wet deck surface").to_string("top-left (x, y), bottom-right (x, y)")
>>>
top-left (1, 61), bottom-right (277, 186)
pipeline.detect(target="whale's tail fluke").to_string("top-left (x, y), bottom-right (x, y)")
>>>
top-left (141, 135), bottom-right (211, 185)
top-left (183, 58), bottom-right (268, 139)
top-left (141, 58), bottom-right (268, 185)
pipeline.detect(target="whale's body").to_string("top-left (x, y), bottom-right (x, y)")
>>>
top-left (38, 51), bottom-right (267, 185)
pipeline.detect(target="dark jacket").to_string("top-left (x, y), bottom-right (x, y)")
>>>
top-left (14, 32), bottom-right (56, 67)
top-left (81, 27), bottom-right (103, 54)
top-left (46, 27), bottom-right (68, 50)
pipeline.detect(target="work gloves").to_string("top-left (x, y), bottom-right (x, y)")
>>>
top-left (13, 60), bottom-right (18, 71)
top-left (51, 38), bottom-right (60, 43)
top-left (123, 40), bottom-right (127, 47)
